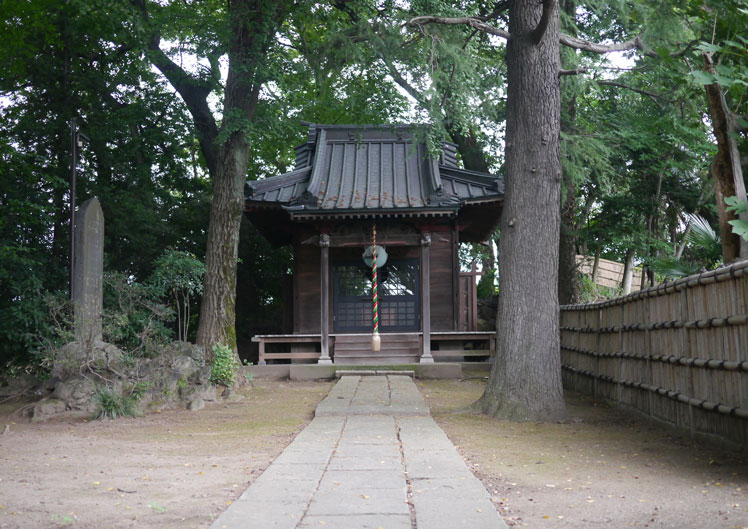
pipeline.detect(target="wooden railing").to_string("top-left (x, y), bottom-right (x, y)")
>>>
top-left (560, 260), bottom-right (748, 448)
top-left (253, 334), bottom-right (321, 365)
top-left (253, 331), bottom-right (496, 365)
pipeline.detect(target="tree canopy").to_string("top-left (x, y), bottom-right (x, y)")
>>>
top-left (2, 1), bottom-right (747, 417)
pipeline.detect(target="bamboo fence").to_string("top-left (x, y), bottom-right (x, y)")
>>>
top-left (560, 260), bottom-right (748, 448)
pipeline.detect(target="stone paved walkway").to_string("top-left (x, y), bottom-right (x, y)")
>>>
top-left (210, 375), bottom-right (507, 529)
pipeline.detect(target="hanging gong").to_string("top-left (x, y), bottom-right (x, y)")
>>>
top-left (362, 245), bottom-right (388, 268)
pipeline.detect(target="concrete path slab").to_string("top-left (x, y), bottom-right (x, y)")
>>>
top-left (210, 375), bottom-right (507, 529)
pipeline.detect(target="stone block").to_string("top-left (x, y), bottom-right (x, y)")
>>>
top-left (191, 385), bottom-right (217, 402)
top-left (192, 366), bottom-right (212, 385)
top-left (73, 197), bottom-right (104, 344)
top-left (298, 514), bottom-right (412, 529)
top-left (188, 398), bottom-right (205, 411)
top-left (414, 363), bottom-right (462, 379)
top-left (246, 364), bottom-right (290, 379)
top-left (290, 364), bottom-right (336, 380)
top-left (31, 399), bottom-right (67, 422)
top-left (410, 478), bottom-right (507, 529)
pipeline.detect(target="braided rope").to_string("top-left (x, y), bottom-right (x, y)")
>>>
top-left (372, 224), bottom-right (379, 334)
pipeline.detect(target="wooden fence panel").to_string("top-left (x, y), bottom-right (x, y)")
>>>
top-left (560, 260), bottom-right (748, 449)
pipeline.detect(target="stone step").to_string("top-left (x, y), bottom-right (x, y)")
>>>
top-left (334, 370), bottom-right (415, 378)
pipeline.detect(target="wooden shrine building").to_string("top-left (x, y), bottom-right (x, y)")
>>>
top-left (245, 124), bottom-right (504, 364)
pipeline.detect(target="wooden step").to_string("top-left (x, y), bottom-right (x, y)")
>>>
top-left (334, 345), bottom-right (419, 351)
top-left (332, 333), bottom-right (421, 364)
top-left (334, 333), bottom-right (420, 344)
top-left (333, 349), bottom-right (419, 357)
top-left (333, 355), bottom-right (420, 365)
top-left (334, 342), bottom-right (420, 352)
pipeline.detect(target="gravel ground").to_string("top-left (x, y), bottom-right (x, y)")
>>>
top-left (418, 374), bottom-right (748, 529)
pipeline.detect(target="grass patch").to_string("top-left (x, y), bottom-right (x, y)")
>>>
top-left (91, 387), bottom-right (140, 419)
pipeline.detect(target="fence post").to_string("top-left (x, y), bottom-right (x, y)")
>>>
top-left (680, 285), bottom-right (694, 437)
top-left (595, 306), bottom-right (602, 399)
top-left (644, 291), bottom-right (654, 417)
top-left (617, 300), bottom-right (624, 404)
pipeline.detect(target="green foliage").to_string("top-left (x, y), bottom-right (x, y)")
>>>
top-left (130, 381), bottom-right (153, 401)
top-left (91, 387), bottom-right (140, 420)
top-left (650, 215), bottom-right (721, 280)
top-left (685, 215), bottom-right (722, 262)
top-left (725, 196), bottom-right (748, 241)
top-left (149, 250), bottom-right (205, 341)
top-left (649, 257), bottom-right (702, 280)
top-left (150, 250), bottom-right (205, 298)
top-left (103, 273), bottom-right (173, 357)
top-left (579, 274), bottom-right (621, 303)
top-left (209, 343), bottom-right (239, 387)
top-left (2, 0), bottom-right (748, 368)
top-left (242, 359), bottom-right (255, 384)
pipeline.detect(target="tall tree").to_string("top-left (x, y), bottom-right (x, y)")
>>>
top-left (409, 0), bottom-right (712, 419)
top-left (478, 0), bottom-right (566, 420)
top-left (132, 0), bottom-right (293, 355)
top-left (413, 1), bottom-right (568, 420)
top-left (0, 0), bottom-right (204, 363)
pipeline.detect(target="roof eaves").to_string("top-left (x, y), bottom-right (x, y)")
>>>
top-left (285, 205), bottom-right (459, 220)
top-left (439, 165), bottom-right (504, 194)
top-left (306, 127), bottom-right (327, 198)
top-left (459, 196), bottom-right (504, 206)
top-left (245, 167), bottom-right (312, 197)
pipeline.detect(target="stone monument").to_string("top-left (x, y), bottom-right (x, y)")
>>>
top-left (73, 197), bottom-right (104, 344)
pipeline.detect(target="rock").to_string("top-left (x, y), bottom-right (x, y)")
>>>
top-left (52, 376), bottom-right (97, 411)
top-left (31, 399), bottom-right (67, 422)
top-left (40, 377), bottom-right (59, 393)
top-left (171, 356), bottom-right (197, 378)
top-left (96, 341), bottom-right (124, 367)
top-left (192, 366), bottom-right (211, 385)
top-left (52, 341), bottom-right (126, 379)
top-left (224, 394), bottom-right (245, 403)
top-left (0, 374), bottom-right (38, 397)
top-left (190, 386), bottom-right (217, 402)
top-left (163, 341), bottom-right (206, 366)
top-left (160, 371), bottom-right (182, 396)
top-left (52, 342), bottom-right (85, 379)
top-left (188, 398), bottom-right (205, 411)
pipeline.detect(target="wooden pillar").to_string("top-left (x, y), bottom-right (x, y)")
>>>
top-left (318, 233), bottom-right (332, 364)
top-left (258, 340), bottom-right (266, 366)
top-left (420, 233), bottom-right (434, 363)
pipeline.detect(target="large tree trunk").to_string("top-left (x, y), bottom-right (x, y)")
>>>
top-left (135, 0), bottom-right (290, 357)
top-left (703, 53), bottom-right (748, 262)
top-left (478, 0), bottom-right (566, 421)
top-left (196, 134), bottom-right (249, 351)
top-left (195, 0), bottom-right (289, 354)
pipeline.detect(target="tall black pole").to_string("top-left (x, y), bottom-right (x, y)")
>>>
top-left (70, 117), bottom-right (77, 301)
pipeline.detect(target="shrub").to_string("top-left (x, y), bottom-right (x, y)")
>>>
top-left (91, 387), bottom-right (140, 420)
top-left (148, 250), bottom-right (205, 342)
top-left (102, 272), bottom-right (173, 357)
top-left (210, 343), bottom-right (239, 386)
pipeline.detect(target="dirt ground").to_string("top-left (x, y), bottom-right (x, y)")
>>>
top-left (1, 375), bottom-right (747, 529)
top-left (417, 374), bottom-right (748, 529)
top-left (0, 379), bottom-right (333, 529)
